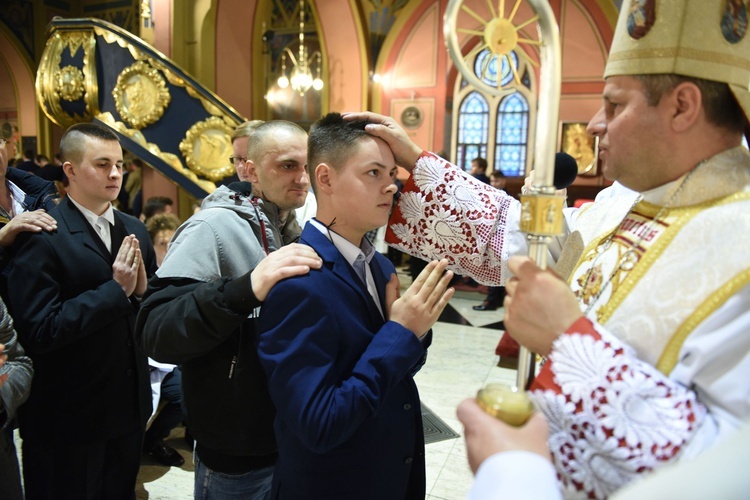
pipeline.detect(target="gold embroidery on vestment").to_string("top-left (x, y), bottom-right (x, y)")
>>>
top-left (658, 268), bottom-right (750, 374)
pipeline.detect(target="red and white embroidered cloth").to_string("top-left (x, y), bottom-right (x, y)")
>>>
top-left (387, 152), bottom-right (517, 286)
top-left (387, 148), bottom-right (750, 499)
top-left (530, 318), bottom-right (705, 498)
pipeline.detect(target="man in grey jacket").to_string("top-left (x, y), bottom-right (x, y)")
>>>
top-left (135, 120), bottom-right (321, 499)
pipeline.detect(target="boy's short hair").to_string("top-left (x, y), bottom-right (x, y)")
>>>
top-left (142, 196), bottom-right (174, 220)
top-left (471, 157), bottom-right (488, 172)
top-left (59, 123), bottom-right (119, 164)
top-left (307, 113), bottom-right (370, 193)
top-left (490, 170), bottom-right (506, 179)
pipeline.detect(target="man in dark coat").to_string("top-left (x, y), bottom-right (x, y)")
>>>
top-left (7, 123), bottom-right (156, 500)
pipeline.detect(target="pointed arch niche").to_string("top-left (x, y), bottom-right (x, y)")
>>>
top-left (453, 46), bottom-right (537, 175)
top-left (447, 0), bottom-right (616, 176)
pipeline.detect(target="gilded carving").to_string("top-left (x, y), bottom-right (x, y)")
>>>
top-left (61, 31), bottom-right (87, 59)
top-left (112, 60), bottom-right (171, 129)
top-left (179, 117), bottom-right (235, 182)
top-left (56, 65), bottom-right (85, 102)
top-left (97, 112), bottom-right (216, 194)
top-left (94, 23), bottom-right (242, 120)
top-left (161, 152), bottom-right (217, 193)
top-left (36, 30), bottom-right (98, 128)
top-left (39, 19), bottom-right (238, 195)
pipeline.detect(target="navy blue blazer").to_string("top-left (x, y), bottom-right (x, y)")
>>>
top-left (6, 197), bottom-right (155, 445)
top-left (257, 224), bottom-right (429, 499)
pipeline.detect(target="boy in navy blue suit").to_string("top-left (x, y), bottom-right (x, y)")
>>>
top-left (257, 113), bottom-right (455, 499)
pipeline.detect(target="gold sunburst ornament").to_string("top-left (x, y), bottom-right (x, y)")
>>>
top-left (112, 60), bottom-right (171, 129)
top-left (179, 117), bottom-right (235, 182)
top-left (444, 0), bottom-right (543, 95)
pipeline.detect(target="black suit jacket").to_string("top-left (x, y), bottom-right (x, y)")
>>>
top-left (7, 197), bottom-right (156, 445)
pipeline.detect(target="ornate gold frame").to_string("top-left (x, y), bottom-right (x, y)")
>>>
top-left (559, 121), bottom-right (598, 176)
top-left (179, 117), bottom-right (235, 182)
top-left (36, 30), bottom-right (99, 128)
top-left (97, 112), bottom-right (216, 194)
top-left (112, 60), bottom-right (171, 129)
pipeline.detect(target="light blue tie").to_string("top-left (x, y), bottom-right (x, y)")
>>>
top-left (354, 254), bottom-right (384, 318)
top-left (353, 255), bottom-right (368, 285)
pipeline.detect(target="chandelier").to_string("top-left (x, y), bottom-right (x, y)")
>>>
top-left (277, 0), bottom-right (323, 96)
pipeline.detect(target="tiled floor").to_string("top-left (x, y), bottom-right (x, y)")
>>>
top-left (136, 271), bottom-right (516, 499)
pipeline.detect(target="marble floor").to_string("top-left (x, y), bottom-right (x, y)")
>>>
top-left (136, 271), bottom-right (516, 499)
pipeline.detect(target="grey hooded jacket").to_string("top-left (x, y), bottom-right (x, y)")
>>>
top-left (135, 182), bottom-right (304, 473)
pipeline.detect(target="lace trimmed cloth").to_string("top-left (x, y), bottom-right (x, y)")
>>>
top-left (386, 151), bottom-right (516, 285)
top-left (530, 317), bottom-right (706, 499)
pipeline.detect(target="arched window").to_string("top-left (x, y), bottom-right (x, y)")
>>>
top-left (495, 93), bottom-right (529, 176)
top-left (456, 92), bottom-right (489, 171)
top-left (453, 47), bottom-right (536, 176)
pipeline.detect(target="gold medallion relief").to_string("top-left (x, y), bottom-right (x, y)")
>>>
top-left (112, 60), bottom-right (171, 129)
top-left (56, 65), bottom-right (86, 102)
top-left (179, 117), bottom-right (235, 182)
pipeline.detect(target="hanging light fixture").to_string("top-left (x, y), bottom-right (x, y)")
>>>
top-left (277, 0), bottom-right (324, 96)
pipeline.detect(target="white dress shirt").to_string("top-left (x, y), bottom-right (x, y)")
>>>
top-left (68, 196), bottom-right (116, 252)
top-left (310, 219), bottom-right (383, 317)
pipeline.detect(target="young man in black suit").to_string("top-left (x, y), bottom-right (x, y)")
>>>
top-left (7, 123), bottom-right (156, 500)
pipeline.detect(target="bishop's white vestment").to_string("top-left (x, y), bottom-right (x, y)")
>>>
top-left (387, 146), bottom-right (750, 498)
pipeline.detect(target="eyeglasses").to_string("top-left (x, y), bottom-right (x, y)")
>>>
top-left (229, 156), bottom-right (246, 166)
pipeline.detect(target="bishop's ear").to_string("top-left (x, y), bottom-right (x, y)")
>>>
top-left (669, 81), bottom-right (702, 133)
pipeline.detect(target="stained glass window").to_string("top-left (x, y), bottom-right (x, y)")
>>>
top-left (456, 92), bottom-right (489, 171)
top-left (474, 50), bottom-right (519, 87)
top-left (454, 46), bottom-right (533, 177)
top-left (495, 93), bottom-right (529, 175)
